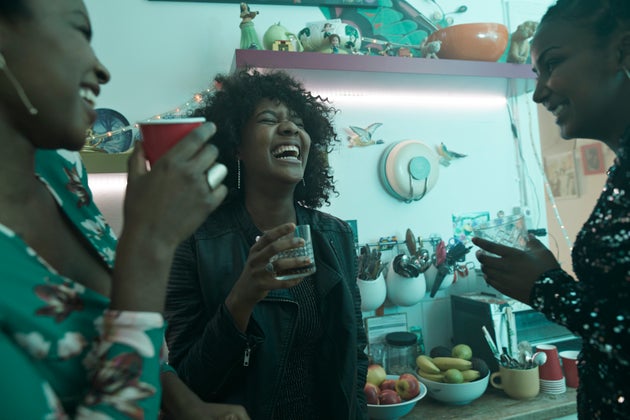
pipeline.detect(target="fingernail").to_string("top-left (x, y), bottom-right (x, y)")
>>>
top-left (207, 163), bottom-right (228, 189)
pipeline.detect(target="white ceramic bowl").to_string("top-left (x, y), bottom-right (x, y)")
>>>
top-left (367, 375), bottom-right (427, 420)
top-left (417, 372), bottom-right (489, 405)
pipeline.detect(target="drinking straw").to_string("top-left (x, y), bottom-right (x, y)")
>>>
top-left (482, 325), bottom-right (502, 362)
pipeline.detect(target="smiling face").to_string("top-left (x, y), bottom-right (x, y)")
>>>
top-left (238, 98), bottom-right (311, 191)
top-left (0, 0), bottom-right (110, 150)
top-left (531, 19), bottom-right (629, 143)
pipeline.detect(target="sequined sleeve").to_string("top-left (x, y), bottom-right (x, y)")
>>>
top-left (532, 265), bottom-right (630, 365)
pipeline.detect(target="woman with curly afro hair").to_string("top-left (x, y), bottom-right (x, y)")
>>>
top-left (165, 69), bottom-right (368, 419)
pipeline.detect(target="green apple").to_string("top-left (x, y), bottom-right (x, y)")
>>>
top-left (366, 364), bottom-right (387, 386)
top-left (452, 343), bottom-right (473, 360)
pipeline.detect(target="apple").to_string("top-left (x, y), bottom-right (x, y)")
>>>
top-left (366, 364), bottom-right (387, 386)
top-left (364, 382), bottom-right (380, 405)
top-left (379, 379), bottom-right (397, 391)
top-left (379, 389), bottom-right (402, 405)
top-left (395, 373), bottom-right (421, 400)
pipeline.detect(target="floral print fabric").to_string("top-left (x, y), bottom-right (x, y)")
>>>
top-left (0, 150), bottom-right (164, 419)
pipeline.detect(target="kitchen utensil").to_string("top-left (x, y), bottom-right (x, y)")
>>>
top-left (532, 351), bottom-right (547, 367)
top-left (405, 228), bottom-right (417, 256)
top-left (490, 366), bottom-right (540, 399)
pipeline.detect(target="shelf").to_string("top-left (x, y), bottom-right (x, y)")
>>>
top-left (80, 150), bottom-right (131, 173)
top-left (232, 49), bottom-right (536, 97)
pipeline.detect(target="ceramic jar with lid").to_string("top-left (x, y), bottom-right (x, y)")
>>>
top-left (383, 331), bottom-right (418, 375)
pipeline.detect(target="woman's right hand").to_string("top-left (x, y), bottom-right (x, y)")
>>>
top-left (111, 123), bottom-right (227, 312)
top-left (124, 122), bottom-right (228, 248)
top-left (225, 223), bottom-right (310, 331)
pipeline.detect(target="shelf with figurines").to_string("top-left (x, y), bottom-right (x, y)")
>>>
top-left (233, 48), bottom-right (535, 98)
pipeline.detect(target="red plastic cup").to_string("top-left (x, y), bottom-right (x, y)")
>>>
top-left (536, 344), bottom-right (564, 381)
top-left (138, 117), bottom-right (206, 165)
top-left (559, 350), bottom-right (580, 388)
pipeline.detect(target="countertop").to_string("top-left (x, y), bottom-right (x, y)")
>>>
top-left (405, 386), bottom-right (577, 419)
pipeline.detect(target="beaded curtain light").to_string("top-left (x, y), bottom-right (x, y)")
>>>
top-left (83, 84), bottom-right (218, 151)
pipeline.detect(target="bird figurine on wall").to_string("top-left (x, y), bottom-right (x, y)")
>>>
top-left (345, 123), bottom-right (385, 147)
top-left (436, 142), bottom-right (467, 166)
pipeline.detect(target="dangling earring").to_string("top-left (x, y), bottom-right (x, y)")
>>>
top-left (237, 160), bottom-right (241, 190)
top-left (302, 178), bottom-right (306, 186)
top-left (623, 65), bottom-right (630, 80)
top-left (0, 52), bottom-right (38, 115)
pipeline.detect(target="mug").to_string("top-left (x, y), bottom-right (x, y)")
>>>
top-left (490, 366), bottom-right (540, 399)
top-left (297, 19), bottom-right (361, 52)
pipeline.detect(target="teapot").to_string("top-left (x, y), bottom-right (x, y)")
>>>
top-left (262, 22), bottom-right (303, 52)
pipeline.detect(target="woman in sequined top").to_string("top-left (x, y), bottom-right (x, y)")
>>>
top-left (473, 1), bottom-right (630, 418)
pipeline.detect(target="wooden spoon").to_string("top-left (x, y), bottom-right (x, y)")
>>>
top-left (405, 228), bottom-right (417, 256)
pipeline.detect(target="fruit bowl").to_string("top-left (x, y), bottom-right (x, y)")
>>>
top-left (417, 372), bottom-right (489, 405)
top-left (367, 375), bottom-right (427, 420)
top-left (425, 22), bottom-right (509, 62)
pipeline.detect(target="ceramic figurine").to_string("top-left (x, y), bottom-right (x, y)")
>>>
top-left (239, 2), bottom-right (261, 50)
top-left (436, 142), bottom-right (467, 166)
top-left (328, 34), bottom-right (341, 54)
top-left (420, 39), bottom-right (441, 59)
top-left (507, 21), bottom-right (538, 64)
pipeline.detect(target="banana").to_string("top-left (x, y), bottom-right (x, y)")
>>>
top-left (416, 355), bottom-right (440, 374)
top-left (461, 369), bottom-right (481, 382)
top-left (431, 357), bottom-right (473, 371)
top-left (417, 369), bottom-right (444, 382)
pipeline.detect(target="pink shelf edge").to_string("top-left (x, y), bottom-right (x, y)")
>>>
top-left (233, 49), bottom-right (536, 80)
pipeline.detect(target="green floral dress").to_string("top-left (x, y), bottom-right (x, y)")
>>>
top-left (0, 149), bottom-right (165, 419)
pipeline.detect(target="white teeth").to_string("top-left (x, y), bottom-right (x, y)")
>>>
top-left (272, 145), bottom-right (300, 160)
top-left (552, 104), bottom-right (565, 117)
top-left (79, 88), bottom-right (96, 107)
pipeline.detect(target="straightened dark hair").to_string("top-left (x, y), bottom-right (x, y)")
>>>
top-left (541, 0), bottom-right (630, 42)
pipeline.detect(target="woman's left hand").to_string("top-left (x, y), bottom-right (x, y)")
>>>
top-left (472, 235), bottom-right (560, 304)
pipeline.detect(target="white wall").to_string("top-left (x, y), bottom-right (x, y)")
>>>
top-left (85, 0), bottom-right (555, 352)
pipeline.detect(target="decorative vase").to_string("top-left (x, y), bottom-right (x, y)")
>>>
top-left (385, 262), bottom-right (426, 307)
top-left (357, 272), bottom-right (387, 312)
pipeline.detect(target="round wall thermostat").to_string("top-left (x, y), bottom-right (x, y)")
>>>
top-left (378, 140), bottom-right (440, 202)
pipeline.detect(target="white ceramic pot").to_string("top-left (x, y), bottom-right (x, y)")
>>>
top-left (385, 262), bottom-right (426, 307)
top-left (357, 273), bottom-right (387, 312)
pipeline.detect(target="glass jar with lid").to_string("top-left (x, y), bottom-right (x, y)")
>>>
top-left (383, 331), bottom-right (418, 375)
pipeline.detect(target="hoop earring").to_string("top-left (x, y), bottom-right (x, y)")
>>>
top-left (237, 160), bottom-right (241, 190)
top-left (0, 52), bottom-right (38, 115)
top-left (623, 65), bottom-right (630, 80)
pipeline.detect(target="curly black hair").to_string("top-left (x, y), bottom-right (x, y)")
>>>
top-left (193, 69), bottom-right (340, 209)
top-left (0, 0), bottom-right (32, 20)
top-left (540, 0), bottom-right (630, 42)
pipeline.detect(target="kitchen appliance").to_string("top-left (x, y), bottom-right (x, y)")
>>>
top-left (451, 292), bottom-right (580, 371)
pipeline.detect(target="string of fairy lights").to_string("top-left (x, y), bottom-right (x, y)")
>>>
top-left (86, 79), bottom-right (574, 255)
top-left (523, 97), bottom-right (574, 252)
top-left (83, 87), bottom-right (216, 151)
top-left (506, 88), bottom-right (573, 255)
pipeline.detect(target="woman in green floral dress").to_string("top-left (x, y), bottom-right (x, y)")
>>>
top-left (0, 0), bottom-right (247, 418)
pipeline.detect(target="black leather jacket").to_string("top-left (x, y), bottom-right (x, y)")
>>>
top-left (165, 201), bottom-right (368, 419)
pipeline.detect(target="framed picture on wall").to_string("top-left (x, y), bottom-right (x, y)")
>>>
top-left (580, 143), bottom-right (606, 175)
top-left (147, 0), bottom-right (378, 7)
top-left (544, 151), bottom-right (580, 199)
